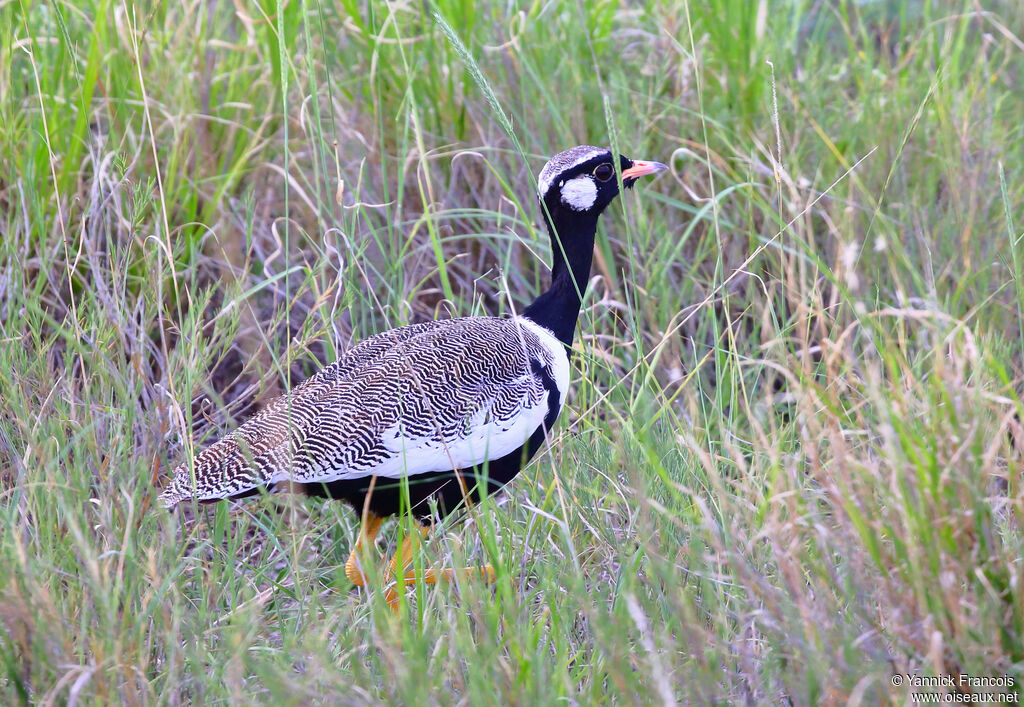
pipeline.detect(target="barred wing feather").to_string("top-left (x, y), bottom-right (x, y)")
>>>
top-left (158, 317), bottom-right (568, 508)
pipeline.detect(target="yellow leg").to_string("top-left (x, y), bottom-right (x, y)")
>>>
top-left (382, 523), bottom-right (496, 609)
top-left (345, 512), bottom-right (384, 587)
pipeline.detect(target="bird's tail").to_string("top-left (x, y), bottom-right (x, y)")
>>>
top-left (158, 433), bottom-right (271, 509)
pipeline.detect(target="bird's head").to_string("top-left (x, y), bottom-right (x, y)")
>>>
top-left (537, 145), bottom-right (666, 228)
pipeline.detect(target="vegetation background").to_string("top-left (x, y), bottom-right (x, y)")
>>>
top-left (2, 0), bottom-right (1023, 703)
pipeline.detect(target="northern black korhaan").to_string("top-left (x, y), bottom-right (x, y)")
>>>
top-left (160, 145), bottom-right (666, 603)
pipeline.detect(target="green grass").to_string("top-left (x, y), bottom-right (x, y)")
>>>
top-left (2, 0), bottom-right (1023, 703)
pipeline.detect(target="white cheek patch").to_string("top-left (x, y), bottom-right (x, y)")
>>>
top-left (560, 176), bottom-right (597, 211)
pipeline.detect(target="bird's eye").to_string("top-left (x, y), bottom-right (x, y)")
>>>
top-left (593, 163), bottom-right (615, 182)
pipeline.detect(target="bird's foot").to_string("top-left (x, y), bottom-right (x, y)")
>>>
top-left (381, 527), bottom-right (496, 609)
top-left (345, 512), bottom-right (384, 587)
top-left (384, 565), bottom-right (497, 609)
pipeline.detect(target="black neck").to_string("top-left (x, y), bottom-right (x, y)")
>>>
top-left (522, 208), bottom-right (598, 345)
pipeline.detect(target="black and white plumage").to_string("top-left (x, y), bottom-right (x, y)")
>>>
top-left (159, 145), bottom-right (666, 523)
top-left (158, 317), bottom-right (567, 516)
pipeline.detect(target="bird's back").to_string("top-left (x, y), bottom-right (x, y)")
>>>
top-left (159, 316), bottom-right (568, 508)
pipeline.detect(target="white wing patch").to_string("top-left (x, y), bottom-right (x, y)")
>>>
top-left (373, 379), bottom-right (548, 478)
top-left (277, 318), bottom-right (569, 484)
top-left (560, 176), bottom-right (597, 211)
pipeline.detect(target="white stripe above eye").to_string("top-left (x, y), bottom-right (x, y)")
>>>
top-left (560, 176), bottom-right (597, 211)
top-left (537, 145), bottom-right (607, 197)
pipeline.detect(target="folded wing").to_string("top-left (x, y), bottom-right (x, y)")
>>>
top-left (158, 317), bottom-right (566, 508)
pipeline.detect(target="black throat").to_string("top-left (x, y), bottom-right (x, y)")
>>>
top-left (522, 207), bottom-right (599, 346)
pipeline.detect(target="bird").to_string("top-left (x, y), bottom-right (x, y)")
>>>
top-left (159, 145), bottom-right (666, 604)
